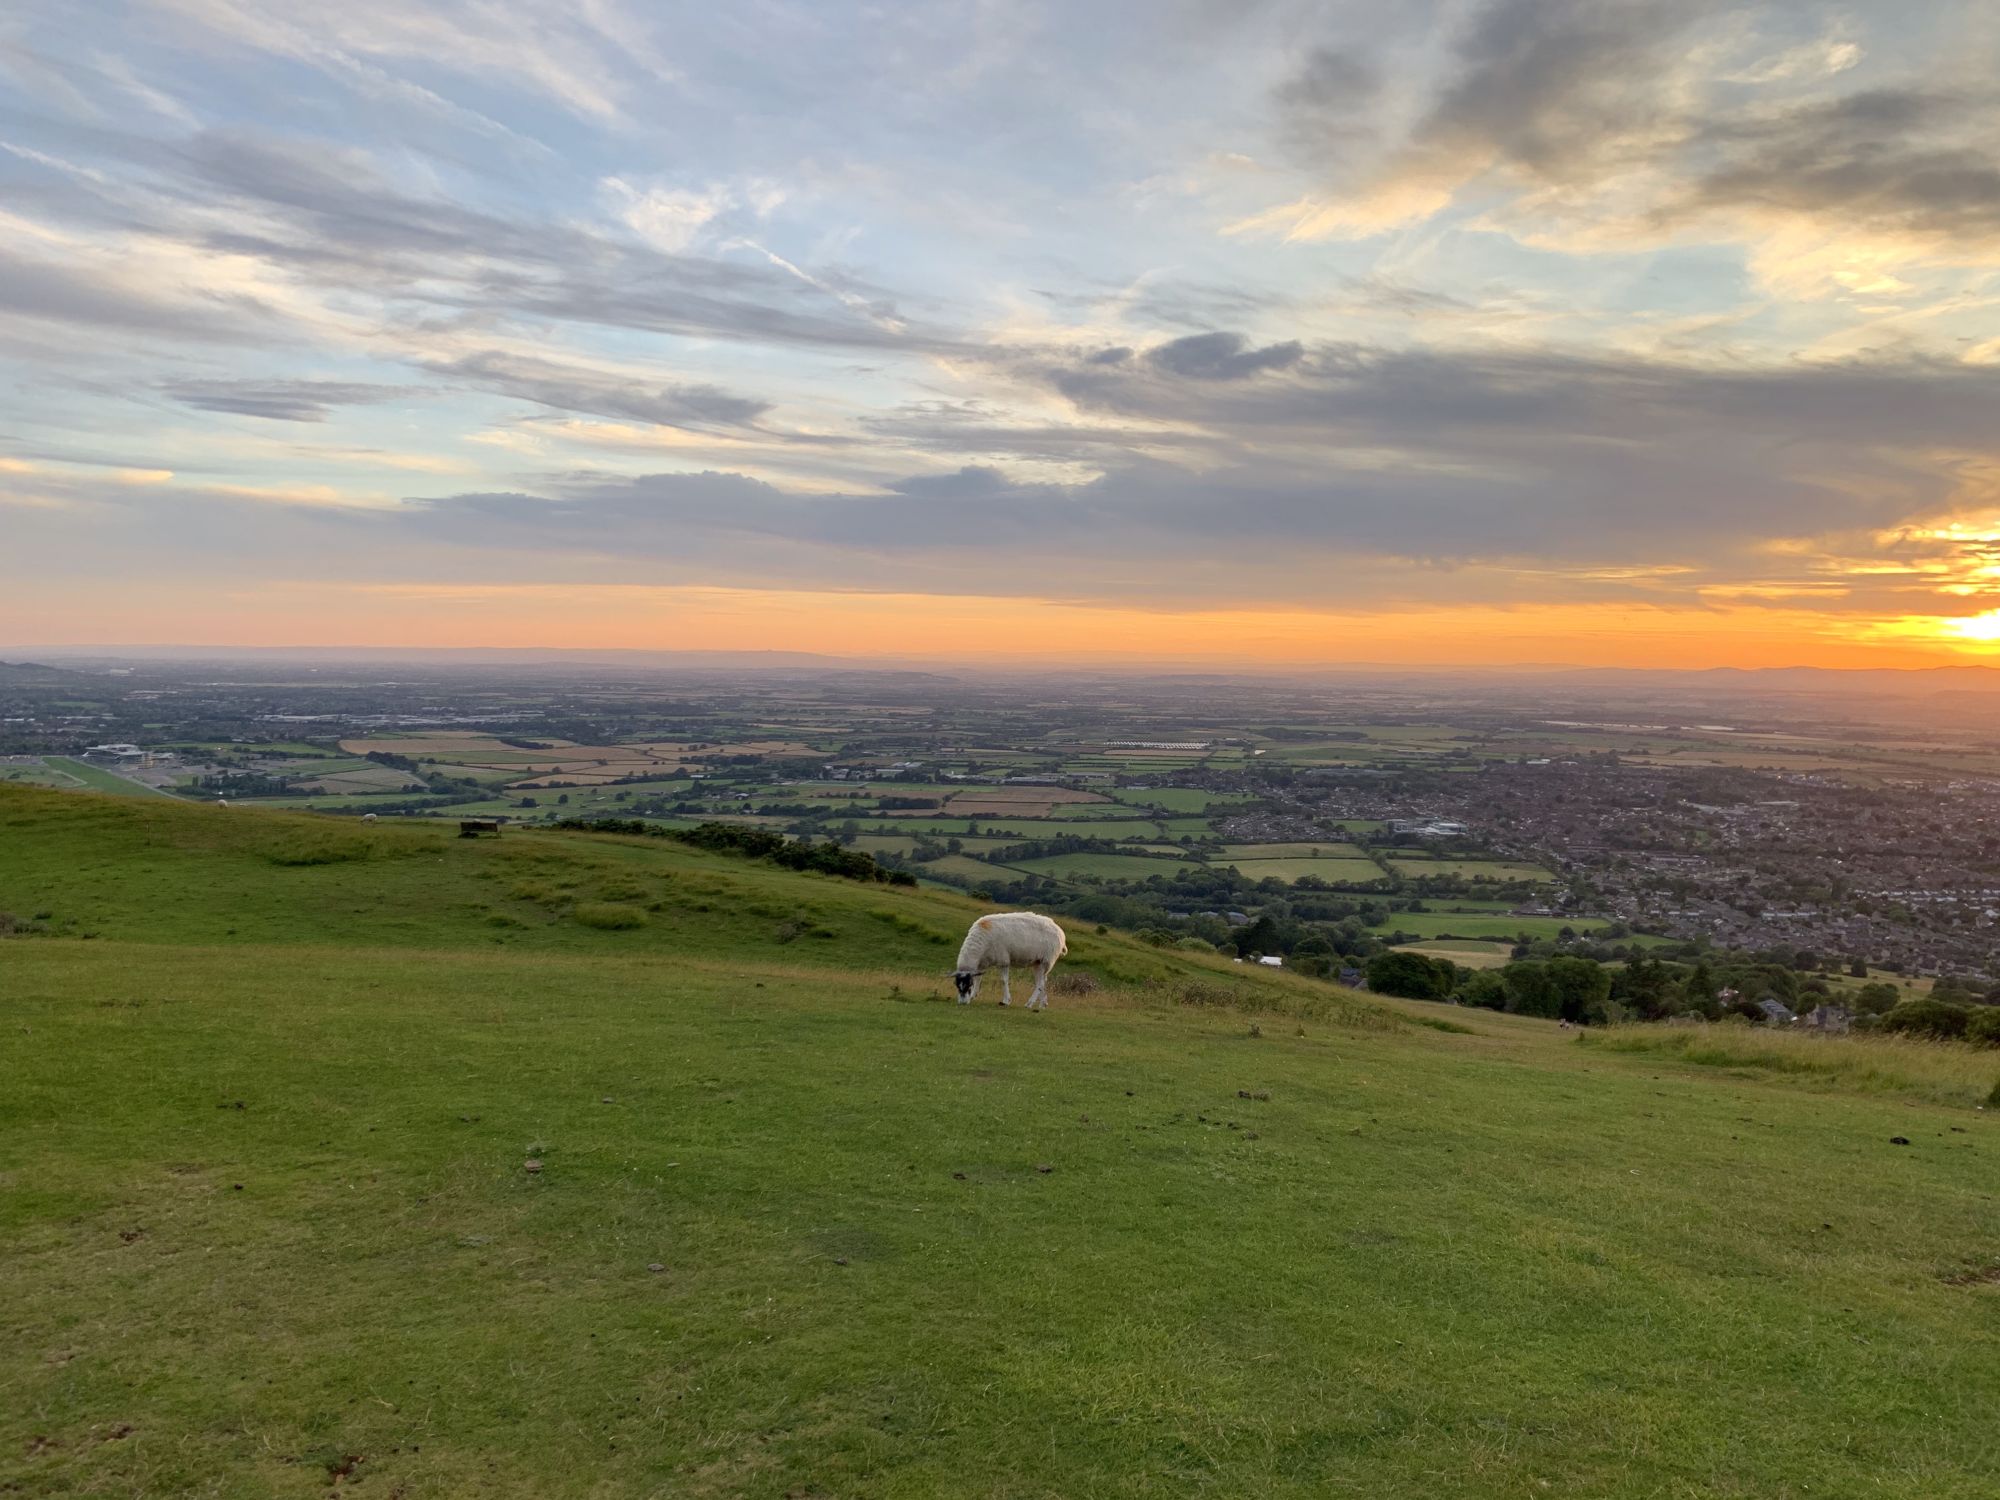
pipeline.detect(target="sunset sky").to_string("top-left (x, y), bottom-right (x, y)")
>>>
top-left (6, 0), bottom-right (2000, 666)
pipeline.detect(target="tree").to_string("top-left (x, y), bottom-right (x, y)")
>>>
top-left (1853, 981), bottom-right (1900, 1016)
top-left (1461, 969), bottom-right (1508, 1011)
top-left (1236, 914), bottom-right (1283, 957)
top-left (1547, 955), bottom-right (1614, 1025)
top-left (1365, 951), bottom-right (1451, 1000)
top-left (1848, 957), bottom-right (1869, 978)
top-left (1614, 954), bottom-right (1677, 1021)
top-left (1879, 999), bottom-right (1968, 1040)
top-left (1502, 959), bottom-right (1558, 1018)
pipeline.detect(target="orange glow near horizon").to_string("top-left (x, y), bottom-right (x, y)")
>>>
top-left (9, 580), bottom-right (2000, 670)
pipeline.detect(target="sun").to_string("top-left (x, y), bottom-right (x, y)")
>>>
top-left (1943, 610), bottom-right (2000, 644)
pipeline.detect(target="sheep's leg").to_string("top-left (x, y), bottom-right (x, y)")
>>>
top-left (999, 966), bottom-right (1012, 1006)
top-left (1029, 961), bottom-right (1047, 1010)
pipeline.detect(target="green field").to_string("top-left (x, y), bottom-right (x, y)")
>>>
top-left (1384, 856), bottom-right (1554, 883)
top-left (39, 756), bottom-right (175, 798)
top-left (0, 760), bottom-right (80, 788)
top-left (233, 791), bottom-right (465, 811)
top-left (1390, 939), bottom-right (1515, 969)
top-left (1107, 787), bottom-right (1250, 812)
top-left (1220, 856), bottom-right (1388, 885)
top-left (914, 853), bottom-right (1012, 882)
top-left (1213, 841), bottom-right (1367, 859)
top-left (1373, 912), bottom-right (1610, 940)
top-left (845, 817), bottom-right (1174, 839)
top-left (3, 785), bottom-right (1997, 1497)
top-left (848, 834), bottom-right (921, 856)
top-left (1009, 852), bottom-right (1190, 881)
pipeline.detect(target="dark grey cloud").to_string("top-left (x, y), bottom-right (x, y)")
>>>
top-left (1273, 44), bottom-right (1383, 156)
top-left (161, 378), bottom-right (409, 422)
top-left (424, 350), bottom-right (771, 430)
top-left (1053, 336), bottom-right (2000, 451)
top-left (1145, 331), bottom-right (1303, 380)
top-left (1417, 0), bottom-right (1707, 178)
top-left (321, 338), bottom-right (2000, 607)
top-left (1274, 0), bottom-right (2000, 250)
top-left (1277, 47), bottom-right (1381, 114)
top-left (1687, 88), bottom-right (2000, 240)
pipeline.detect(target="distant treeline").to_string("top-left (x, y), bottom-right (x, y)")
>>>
top-left (550, 817), bottom-right (918, 886)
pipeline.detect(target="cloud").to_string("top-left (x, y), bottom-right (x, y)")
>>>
top-left (603, 178), bottom-right (733, 253)
top-left (425, 350), bottom-right (772, 430)
top-left (165, 131), bottom-right (944, 357)
top-left (1246, 0), bottom-right (2000, 267)
top-left (1685, 89), bottom-right (2000, 246)
top-left (0, 243), bottom-right (273, 343)
top-left (161, 378), bottom-right (409, 422)
top-left (1144, 331), bottom-right (1304, 380)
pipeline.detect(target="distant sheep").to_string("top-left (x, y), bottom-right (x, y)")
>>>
top-left (361, 813), bottom-right (378, 823)
top-left (953, 912), bottom-right (1068, 1010)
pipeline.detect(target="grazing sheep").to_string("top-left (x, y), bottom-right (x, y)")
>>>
top-left (954, 912), bottom-right (1068, 1010)
top-left (361, 813), bottom-right (378, 823)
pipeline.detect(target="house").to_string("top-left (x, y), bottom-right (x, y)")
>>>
top-left (1755, 997), bottom-right (1797, 1024)
top-left (1806, 1003), bottom-right (1852, 1034)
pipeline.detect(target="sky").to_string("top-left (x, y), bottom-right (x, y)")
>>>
top-left (6, 0), bottom-right (2000, 668)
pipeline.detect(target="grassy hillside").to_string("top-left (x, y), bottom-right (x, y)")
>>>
top-left (2, 786), bottom-right (1997, 1498)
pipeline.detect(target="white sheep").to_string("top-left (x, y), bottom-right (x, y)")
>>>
top-left (361, 813), bottom-right (378, 823)
top-left (953, 912), bottom-right (1068, 1010)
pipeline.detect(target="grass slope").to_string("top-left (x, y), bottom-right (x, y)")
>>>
top-left (2, 787), bottom-right (1997, 1498)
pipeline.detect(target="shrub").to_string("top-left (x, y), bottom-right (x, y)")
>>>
top-left (1461, 970), bottom-right (1508, 1011)
top-left (549, 818), bottom-right (915, 885)
top-left (1366, 950), bottom-right (1452, 1000)
top-left (1965, 1007), bottom-right (2000, 1048)
top-left (1879, 999), bottom-right (1969, 1040)
top-left (573, 903), bottom-right (647, 930)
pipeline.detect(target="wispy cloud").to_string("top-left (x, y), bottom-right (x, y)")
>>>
top-left (5, 0), bottom-right (2000, 661)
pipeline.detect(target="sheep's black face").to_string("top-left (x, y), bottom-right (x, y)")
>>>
top-left (953, 971), bottom-right (975, 1000)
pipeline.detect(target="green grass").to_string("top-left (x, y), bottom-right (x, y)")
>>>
top-left (3, 785), bottom-right (1998, 1497)
top-left (913, 853), bottom-right (1011, 882)
top-left (0, 761), bottom-right (81, 789)
top-left (1372, 912), bottom-right (1609, 940)
top-left (1107, 788), bottom-right (1249, 812)
top-left (1219, 856), bottom-right (1388, 885)
top-left (1585, 1024), bottom-right (2000, 1109)
top-left (1009, 852), bottom-right (1190, 881)
top-left (1212, 842), bottom-right (1367, 859)
top-left (840, 817), bottom-right (1172, 839)
top-left (39, 757), bottom-right (176, 798)
top-left (1384, 856), bottom-right (1553, 883)
top-left (1390, 939), bottom-right (1515, 969)
top-left (848, 834), bottom-right (921, 856)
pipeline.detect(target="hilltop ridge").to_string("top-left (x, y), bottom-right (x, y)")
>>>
top-left (2, 787), bottom-right (1995, 1499)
